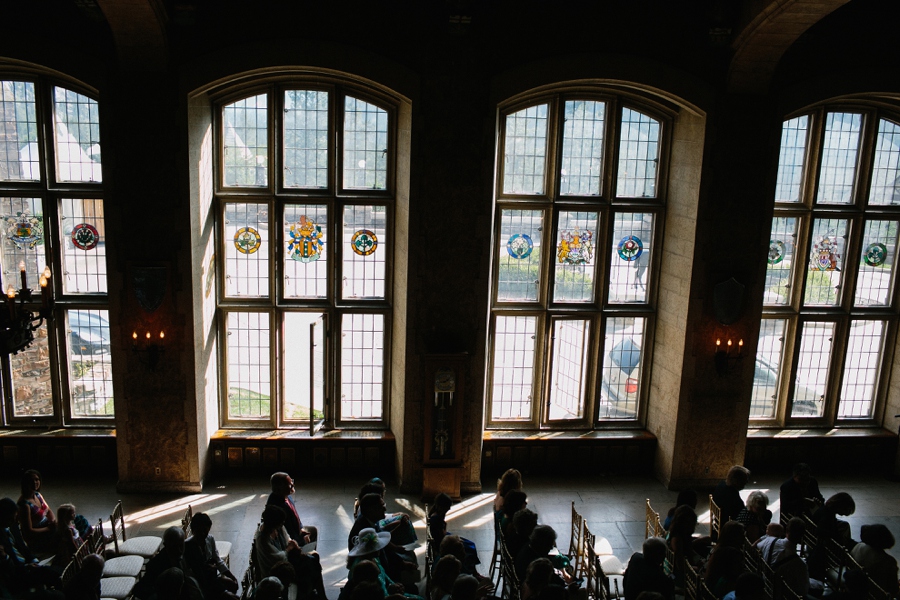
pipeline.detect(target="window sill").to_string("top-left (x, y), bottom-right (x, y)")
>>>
top-left (746, 426), bottom-right (896, 439)
top-left (483, 429), bottom-right (654, 441)
top-left (0, 428), bottom-right (115, 438)
top-left (211, 428), bottom-right (394, 441)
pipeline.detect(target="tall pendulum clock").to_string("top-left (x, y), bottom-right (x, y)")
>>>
top-left (422, 353), bottom-right (466, 501)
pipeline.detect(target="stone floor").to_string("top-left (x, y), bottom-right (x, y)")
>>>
top-left (2, 470), bottom-right (899, 598)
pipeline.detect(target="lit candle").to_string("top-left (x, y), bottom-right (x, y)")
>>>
top-left (716, 338), bottom-right (721, 349)
top-left (39, 276), bottom-right (48, 308)
top-left (6, 285), bottom-right (15, 320)
top-left (727, 339), bottom-right (732, 347)
top-left (145, 331), bottom-right (151, 340)
top-left (18, 261), bottom-right (26, 289)
top-left (159, 331), bottom-right (165, 340)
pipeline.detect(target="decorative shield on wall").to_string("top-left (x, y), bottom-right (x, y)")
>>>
top-left (132, 265), bottom-right (168, 313)
top-left (713, 277), bottom-right (745, 325)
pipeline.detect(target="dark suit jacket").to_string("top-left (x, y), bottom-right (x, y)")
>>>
top-left (267, 492), bottom-right (304, 542)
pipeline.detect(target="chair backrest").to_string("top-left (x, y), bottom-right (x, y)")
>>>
top-left (708, 494), bottom-right (721, 540)
top-left (581, 520), bottom-right (596, 578)
top-left (109, 500), bottom-right (126, 553)
top-left (425, 504), bottom-right (433, 594)
top-left (88, 518), bottom-right (105, 554)
top-left (585, 543), bottom-right (607, 600)
top-left (683, 555), bottom-right (701, 600)
top-left (182, 504), bottom-right (194, 537)
top-left (499, 535), bottom-right (520, 600)
top-left (569, 502), bottom-right (584, 576)
top-left (801, 515), bottom-right (818, 555)
top-left (74, 537), bottom-right (92, 566)
top-left (248, 539), bottom-right (261, 586)
top-left (60, 553), bottom-right (80, 589)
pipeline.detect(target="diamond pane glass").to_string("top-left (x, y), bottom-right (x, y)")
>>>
top-left (816, 112), bottom-right (861, 205)
top-left (0, 197), bottom-right (46, 293)
top-left (838, 320), bottom-right (884, 419)
top-left (855, 220), bottom-right (898, 307)
top-left (0, 81), bottom-right (39, 182)
top-left (284, 90), bottom-right (329, 189)
top-left (599, 316), bottom-right (644, 420)
top-left (224, 203), bottom-right (269, 298)
top-left (342, 205), bottom-right (386, 299)
top-left (616, 108), bottom-right (659, 198)
top-left (340, 313), bottom-right (384, 420)
top-left (560, 100), bottom-right (605, 196)
top-left (343, 97), bottom-right (388, 190)
top-left (284, 204), bottom-right (328, 299)
top-left (608, 212), bottom-right (653, 303)
top-left (804, 218), bottom-right (847, 307)
top-left (503, 104), bottom-right (548, 195)
top-left (548, 319), bottom-right (589, 421)
top-left (497, 209), bottom-right (543, 302)
top-left (10, 323), bottom-right (51, 417)
top-left (282, 312), bottom-right (326, 422)
top-left (791, 321), bottom-right (832, 418)
top-left (60, 198), bottom-right (106, 294)
top-left (67, 309), bottom-right (113, 417)
top-left (750, 319), bottom-right (787, 419)
top-left (774, 116), bottom-right (808, 203)
top-left (53, 87), bottom-right (101, 183)
top-left (223, 94), bottom-right (268, 187)
top-left (491, 315), bottom-right (536, 421)
top-left (226, 311), bottom-right (271, 419)
top-left (868, 118), bottom-right (900, 206)
top-left (764, 217), bottom-right (797, 306)
top-left (553, 211), bottom-right (598, 303)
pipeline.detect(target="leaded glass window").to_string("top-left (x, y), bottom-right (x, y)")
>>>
top-left (755, 106), bottom-right (900, 427)
top-left (488, 92), bottom-right (667, 429)
top-left (217, 82), bottom-right (395, 428)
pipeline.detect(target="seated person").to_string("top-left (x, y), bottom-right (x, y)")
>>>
top-left (51, 503), bottom-right (82, 573)
top-left (255, 576), bottom-right (286, 600)
top-left (772, 518), bottom-right (808, 598)
top-left (255, 505), bottom-right (327, 600)
top-left (851, 524), bottom-right (898, 597)
top-left (522, 558), bottom-right (557, 600)
top-left (663, 490), bottom-right (697, 531)
top-left (753, 523), bottom-right (786, 564)
top-left (808, 492), bottom-right (856, 580)
top-left (623, 537), bottom-right (674, 600)
top-left (513, 525), bottom-right (572, 585)
top-left (722, 572), bottom-right (766, 600)
top-left (712, 466), bottom-right (750, 528)
top-left (499, 491), bottom-right (528, 539)
top-left (340, 558), bottom-right (387, 600)
top-left (0, 496), bottom-right (59, 596)
top-left (431, 555), bottom-right (461, 600)
top-left (63, 553), bottom-right (104, 600)
top-left (350, 494), bottom-right (417, 588)
top-left (665, 505), bottom-right (703, 584)
top-left (505, 508), bottom-right (538, 559)
top-left (183, 512), bottom-right (239, 600)
top-left (493, 469), bottom-right (524, 515)
top-left (735, 491), bottom-right (771, 544)
top-left (779, 463), bottom-right (824, 519)
top-left (267, 472), bottom-right (318, 546)
top-left (704, 545), bottom-right (745, 598)
top-left (133, 526), bottom-right (203, 600)
top-left (16, 470), bottom-right (56, 555)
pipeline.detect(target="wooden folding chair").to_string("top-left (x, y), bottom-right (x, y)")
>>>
top-left (585, 543), bottom-right (608, 600)
top-left (94, 519), bottom-right (143, 578)
top-left (683, 556), bottom-right (701, 600)
top-left (108, 500), bottom-right (162, 559)
top-left (499, 536), bottom-right (520, 600)
top-left (708, 494), bottom-right (721, 541)
top-left (489, 512), bottom-right (504, 587)
top-left (645, 499), bottom-right (660, 539)
top-left (425, 504), bottom-right (434, 593)
top-left (582, 520), bottom-right (596, 579)
top-left (569, 502), bottom-right (584, 577)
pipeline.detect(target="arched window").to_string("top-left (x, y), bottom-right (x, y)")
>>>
top-left (754, 104), bottom-right (900, 426)
top-left (214, 78), bottom-right (400, 429)
top-left (487, 90), bottom-right (670, 429)
top-left (0, 69), bottom-right (110, 425)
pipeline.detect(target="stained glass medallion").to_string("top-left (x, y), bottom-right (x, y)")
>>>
top-left (557, 228), bottom-right (593, 265)
top-left (617, 235), bottom-right (643, 261)
top-left (506, 233), bottom-right (534, 259)
top-left (863, 242), bottom-right (887, 267)
top-left (811, 232), bottom-right (840, 271)
top-left (71, 223), bottom-right (99, 250)
top-left (287, 216), bottom-right (324, 262)
top-left (768, 240), bottom-right (785, 265)
top-left (5, 212), bottom-right (43, 249)
top-left (233, 226), bottom-right (262, 254)
top-left (351, 229), bottom-right (378, 256)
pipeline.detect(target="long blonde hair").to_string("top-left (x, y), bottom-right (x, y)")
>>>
top-left (496, 468), bottom-right (523, 497)
top-left (56, 504), bottom-right (76, 535)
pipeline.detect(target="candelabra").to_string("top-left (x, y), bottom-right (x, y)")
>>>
top-left (0, 263), bottom-right (53, 355)
top-left (714, 337), bottom-right (744, 375)
top-left (132, 329), bottom-right (165, 370)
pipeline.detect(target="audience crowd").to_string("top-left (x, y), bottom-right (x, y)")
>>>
top-left (0, 463), bottom-right (897, 600)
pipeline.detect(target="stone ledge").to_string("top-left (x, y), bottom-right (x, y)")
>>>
top-left (483, 429), bottom-right (654, 441)
top-left (746, 427), bottom-right (896, 439)
top-left (212, 429), bottom-right (394, 441)
top-left (0, 427), bottom-right (115, 438)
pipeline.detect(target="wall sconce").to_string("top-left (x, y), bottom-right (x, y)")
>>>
top-left (715, 337), bottom-right (743, 375)
top-left (133, 329), bottom-right (165, 370)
